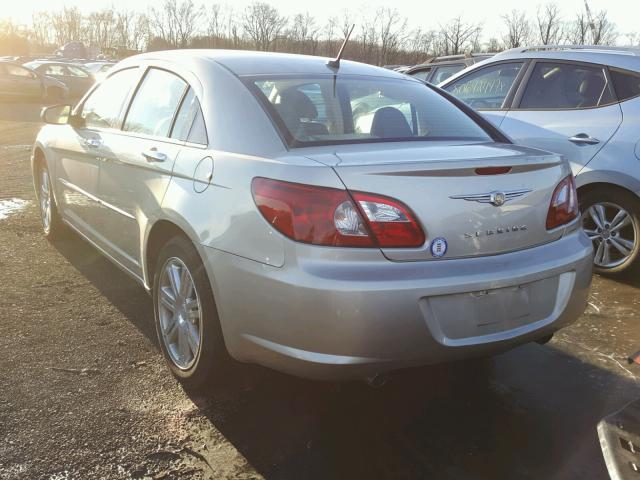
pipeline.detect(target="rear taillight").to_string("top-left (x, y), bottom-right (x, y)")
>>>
top-left (546, 175), bottom-right (579, 230)
top-left (251, 178), bottom-right (425, 248)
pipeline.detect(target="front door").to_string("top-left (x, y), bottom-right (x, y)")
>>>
top-left (500, 60), bottom-right (623, 174)
top-left (57, 67), bottom-right (141, 244)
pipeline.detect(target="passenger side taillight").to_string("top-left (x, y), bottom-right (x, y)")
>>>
top-left (546, 175), bottom-right (578, 230)
top-left (251, 178), bottom-right (425, 248)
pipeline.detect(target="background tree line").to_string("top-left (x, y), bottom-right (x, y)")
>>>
top-left (0, 0), bottom-right (638, 64)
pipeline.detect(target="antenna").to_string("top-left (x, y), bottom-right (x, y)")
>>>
top-left (327, 24), bottom-right (355, 69)
top-left (584, 0), bottom-right (597, 39)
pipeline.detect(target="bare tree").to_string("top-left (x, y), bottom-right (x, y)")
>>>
top-left (242, 2), bottom-right (287, 51)
top-left (405, 28), bottom-right (436, 63)
top-left (439, 16), bottom-right (482, 55)
top-left (205, 4), bottom-right (225, 48)
top-left (289, 13), bottom-right (320, 54)
top-left (485, 37), bottom-right (503, 52)
top-left (566, 12), bottom-right (590, 45)
top-left (30, 12), bottom-right (52, 48)
top-left (50, 7), bottom-right (83, 45)
top-left (501, 9), bottom-right (532, 48)
top-left (377, 8), bottom-right (407, 65)
top-left (589, 10), bottom-right (617, 45)
top-left (150, 0), bottom-right (202, 48)
top-left (536, 3), bottom-right (563, 45)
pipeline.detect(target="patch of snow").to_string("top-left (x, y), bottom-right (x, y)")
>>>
top-left (0, 198), bottom-right (30, 220)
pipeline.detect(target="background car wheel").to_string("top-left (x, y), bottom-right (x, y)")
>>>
top-left (152, 235), bottom-right (229, 391)
top-left (36, 162), bottom-right (65, 239)
top-left (580, 187), bottom-right (640, 276)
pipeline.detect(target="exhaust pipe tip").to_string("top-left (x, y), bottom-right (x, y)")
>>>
top-left (364, 373), bottom-right (389, 389)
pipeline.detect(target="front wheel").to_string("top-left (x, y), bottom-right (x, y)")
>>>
top-left (152, 236), bottom-right (229, 391)
top-left (36, 163), bottom-right (65, 239)
top-left (580, 187), bottom-right (640, 276)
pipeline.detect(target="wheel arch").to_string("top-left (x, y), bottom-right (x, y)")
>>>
top-left (576, 170), bottom-right (640, 200)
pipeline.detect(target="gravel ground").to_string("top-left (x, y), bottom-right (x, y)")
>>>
top-left (0, 110), bottom-right (639, 480)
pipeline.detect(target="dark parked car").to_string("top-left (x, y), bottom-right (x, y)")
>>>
top-left (0, 61), bottom-right (68, 101)
top-left (406, 54), bottom-right (494, 84)
top-left (24, 61), bottom-right (94, 98)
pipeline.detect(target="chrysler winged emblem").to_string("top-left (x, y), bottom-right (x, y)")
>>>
top-left (449, 189), bottom-right (532, 206)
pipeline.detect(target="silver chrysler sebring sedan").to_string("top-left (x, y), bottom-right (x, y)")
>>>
top-left (32, 50), bottom-right (592, 387)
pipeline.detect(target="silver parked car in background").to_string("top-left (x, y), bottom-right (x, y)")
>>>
top-left (32, 50), bottom-right (592, 388)
top-left (441, 45), bottom-right (640, 275)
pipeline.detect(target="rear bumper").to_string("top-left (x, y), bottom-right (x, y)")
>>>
top-left (202, 229), bottom-right (593, 380)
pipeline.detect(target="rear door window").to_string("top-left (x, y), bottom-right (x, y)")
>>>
top-left (123, 68), bottom-right (188, 138)
top-left (80, 68), bottom-right (139, 129)
top-left (610, 69), bottom-right (640, 102)
top-left (518, 62), bottom-right (614, 109)
top-left (6, 64), bottom-right (35, 78)
top-left (445, 62), bottom-right (524, 109)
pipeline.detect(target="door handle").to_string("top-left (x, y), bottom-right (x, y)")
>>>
top-left (83, 138), bottom-right (102, 148)
top-left (142, 147), bottom-right (167, 163)
top-left (568, 133), bottom-right (600, 145)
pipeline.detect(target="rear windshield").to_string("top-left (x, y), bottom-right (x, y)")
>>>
top-left (245, 75), bottom-right (491, 147)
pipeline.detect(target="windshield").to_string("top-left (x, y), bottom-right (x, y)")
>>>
top-left (246, 75), bottom-right (491, 147)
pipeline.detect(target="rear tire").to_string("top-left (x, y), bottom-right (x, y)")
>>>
top-left (580, 187), bottom-right (640, 276)
top-left (36, 162), bottom-right (66, 239)
top-left (152, 235), bottom-right (229, 391)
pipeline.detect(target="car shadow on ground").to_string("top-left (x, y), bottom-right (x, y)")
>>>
top-left (51, 229), bottom-right (640, 479)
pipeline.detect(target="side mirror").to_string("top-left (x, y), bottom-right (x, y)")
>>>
top-left (41, 104), bottom-right (72, 125)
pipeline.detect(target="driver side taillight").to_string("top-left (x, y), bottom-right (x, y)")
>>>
top-left (251, 178), bottom-right (425, 248)
top-left (546, 175), bottom-right (578, 230)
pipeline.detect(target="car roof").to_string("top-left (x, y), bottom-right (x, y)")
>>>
top-left (491, 45), bottom-right (640, 71)
top-left (118, 49), bottom-right (414, 79)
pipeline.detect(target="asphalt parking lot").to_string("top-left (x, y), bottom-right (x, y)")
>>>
top-left (1, 102), bottom-right (639, 480)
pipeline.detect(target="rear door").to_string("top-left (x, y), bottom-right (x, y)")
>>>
top-left (96, 67), bottom-right (188, 274)
top-left (500, 60), bottom-right (623, 174)
top-left (442, 61), bottom-right (527, 128)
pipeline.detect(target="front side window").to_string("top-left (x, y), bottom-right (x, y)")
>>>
top-left (124, 68), bottom-right (187, 138)
top-left (519, 62), bottom-right (614, 109)
top-left (80, 68), bottom-right (139, 129)
top-left (445, 62), bottom-right (523, 109)
top-left (6, 64), bottom-right (34, 78)
top-left (431, 64), bottom-right (466, 84)
top-left (610, 69), bottom-right (640, 102)
top-left (249, 75), bottom-right (491, 147)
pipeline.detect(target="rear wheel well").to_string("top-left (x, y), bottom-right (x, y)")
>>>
top-left (146, 221), bottom-right (192, 287)
top-left (577, 182), bottom-right (639, 204)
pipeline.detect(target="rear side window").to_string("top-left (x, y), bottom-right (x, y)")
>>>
top-left (171, 88), bottom-right (208, 145)
top-left (124, 68), bottom-right (188, 138)
top-left (519, 62), bottom-right (614, 109)
top-left (610, 69), bottom-right (640, 102)
top-left (66, 65), bottom-right (89, 78)
top-left (445, 62), bottom-right (523, 109)
top-left (6, 64), bottom-right (34, 78)
top-left (81, 68), bottom-right (139, 129)
top-left (410, 68), bottom-right (431, 81)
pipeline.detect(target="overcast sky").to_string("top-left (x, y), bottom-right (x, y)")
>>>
top-left (4, 0), bottom-right (640, 44)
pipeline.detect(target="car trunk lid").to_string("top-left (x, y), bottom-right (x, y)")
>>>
top-left (308, 142), bottom-right (570, 261)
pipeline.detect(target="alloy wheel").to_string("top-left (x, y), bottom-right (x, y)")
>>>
top-left (157, 257), bottom-right (203, 370)
top-left (582, 202), bottom-right (637, 269)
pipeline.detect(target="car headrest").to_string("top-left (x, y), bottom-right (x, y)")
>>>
top-left (370, 107), bottom-right (412, 138)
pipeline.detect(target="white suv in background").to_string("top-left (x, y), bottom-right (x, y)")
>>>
top-left (441, 46), bottom-right (640, 275)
